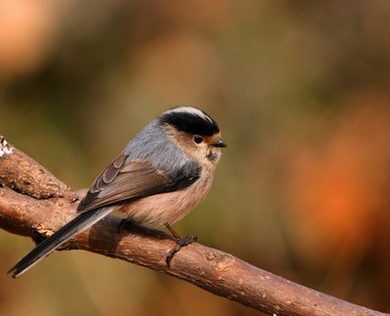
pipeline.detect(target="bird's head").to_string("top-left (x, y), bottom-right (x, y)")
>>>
top-left (159, 106), bottom-right (227, 166)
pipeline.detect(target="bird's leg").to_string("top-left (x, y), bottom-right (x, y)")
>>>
top-left (164, 223), bottom-right (197, 267)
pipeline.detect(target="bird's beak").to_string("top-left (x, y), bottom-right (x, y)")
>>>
top-left (212, 139), bottom-right (227, 148)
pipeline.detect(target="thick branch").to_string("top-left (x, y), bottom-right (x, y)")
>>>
top-left (0, 136), bottom-right (387, 316)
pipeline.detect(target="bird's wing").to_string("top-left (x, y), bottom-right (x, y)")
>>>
top-left (8, 154), bottom-right (201, 278)
top-left (78, 153), bottom-right (201, 212)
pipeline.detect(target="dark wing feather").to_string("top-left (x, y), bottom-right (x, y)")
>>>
top-left (78, 153), bottom-right (201, 212)
top-left (93, 152), bottom-right (128, 193)
top-left (77, 153), bottom-right (128, 210)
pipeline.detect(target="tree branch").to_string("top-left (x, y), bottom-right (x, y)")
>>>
top-left (0, 136), bottom-right (387, 316)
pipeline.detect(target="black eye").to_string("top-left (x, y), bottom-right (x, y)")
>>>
top-left (193, 135), bottom-right (203, 144)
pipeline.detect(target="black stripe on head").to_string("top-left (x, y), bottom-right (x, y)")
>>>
top-left (159, 107), bottom-right (220, 136)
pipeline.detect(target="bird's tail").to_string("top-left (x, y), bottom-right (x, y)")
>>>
top-left (8, 206), bottom-right (114, 278)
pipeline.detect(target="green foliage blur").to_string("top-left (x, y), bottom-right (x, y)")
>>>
top-left (1, 1), bottom-right (389, 315)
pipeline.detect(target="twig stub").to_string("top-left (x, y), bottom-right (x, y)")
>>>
top-left (0, 136), bottom-right (76, 201)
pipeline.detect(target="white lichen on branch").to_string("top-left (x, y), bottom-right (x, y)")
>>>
top-left (0, 136), bottom-right (14, 157)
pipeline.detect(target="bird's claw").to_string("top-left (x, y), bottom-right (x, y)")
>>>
top-left (166, 235), bottom-right (197, 267)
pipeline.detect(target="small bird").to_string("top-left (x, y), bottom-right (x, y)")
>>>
top-left (8, 106), bottom-right (226, 278)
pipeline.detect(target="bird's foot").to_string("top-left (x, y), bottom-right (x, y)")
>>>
top-left (166, 234), bottom-right (197, 267)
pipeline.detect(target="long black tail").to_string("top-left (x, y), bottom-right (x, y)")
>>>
top-left (8, 206), bottom-right (113, 278)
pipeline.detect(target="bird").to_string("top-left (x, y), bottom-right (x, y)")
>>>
top-left (8, 106), bottom-right (226, 278)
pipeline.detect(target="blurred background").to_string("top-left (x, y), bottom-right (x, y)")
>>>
top-left (1, 1), bottom-right (390, 315)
